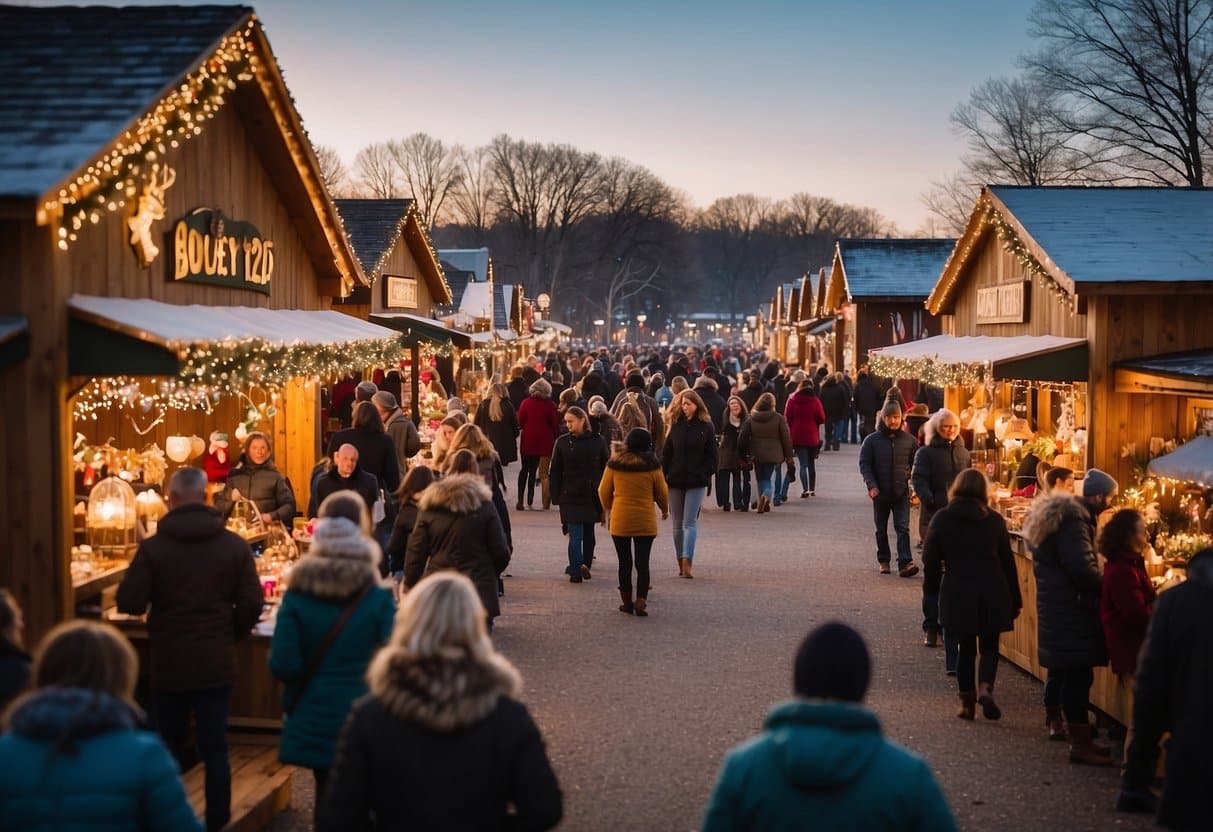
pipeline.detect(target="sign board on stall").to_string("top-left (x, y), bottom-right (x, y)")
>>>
top-left (383, 275), bottom-right (419, 310)
top-left (976, 280), bottom-right (1029, 325)
top-left (168, 208), bottom-right (274, 295)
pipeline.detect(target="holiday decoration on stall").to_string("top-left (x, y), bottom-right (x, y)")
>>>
top-left (204, 431), bottom-right (231, 484)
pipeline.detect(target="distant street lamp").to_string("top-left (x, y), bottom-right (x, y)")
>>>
top-left (592, 318), bottom-right (605, 345)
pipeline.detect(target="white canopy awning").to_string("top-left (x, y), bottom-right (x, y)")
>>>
top-left (70, 295), bottom-right (401, 352)
top-left (535, 319), bottom-right (573, 335)
top-left (1147, 436), bottom-right (1213, 487)
top-left (869, 334), bottom-right (1087, 383)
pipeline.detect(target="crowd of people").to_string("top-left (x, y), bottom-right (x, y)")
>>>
top-left (0, 342), bottom-right (1208, 830)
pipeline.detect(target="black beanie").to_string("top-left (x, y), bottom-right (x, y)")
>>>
top-left (625, 427), bottom-right (652, 454)
top-left (793, 622), bottom-right (870, 702)
top-left (626, 372), bottom-right (645, 389)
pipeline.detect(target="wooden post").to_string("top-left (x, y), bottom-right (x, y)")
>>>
top-left (410, 344), bottom-right (421, 425)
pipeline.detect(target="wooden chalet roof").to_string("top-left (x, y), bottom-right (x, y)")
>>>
top-left (0, 4), bottom-right (364, 294)
top-left (929, 186), bottom-right (1213, 314)
top-left (439, 260), bottom-right (476, 307)
top-left (826, 238), bottom-right (957, 312)
top-left (438, 247), bottom-right (491, 283)
top-left (335, 198), bottom-right (451, 303)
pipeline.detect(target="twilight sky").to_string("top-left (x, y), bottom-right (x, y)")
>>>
top-left (38, 0), bottom-right (1040, 230)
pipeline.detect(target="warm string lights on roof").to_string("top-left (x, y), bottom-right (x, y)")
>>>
top-left (179, 336), bottom-right (407, 392)
top-left (42, 21), bottom-right (259, 250)
top-left (350, 204), bottom-right (452, 301)
top-left (867, 354), bottom-right (989, 387)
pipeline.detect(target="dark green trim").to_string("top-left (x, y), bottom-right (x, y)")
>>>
top-left (993, 343), bottom-right (1088, 382)
top-left (370, 313), bottom-right (466, 348)
top-left (0, 316), bottom-right (28, 370)
top-left (69, 318), bottom-right (179, 376)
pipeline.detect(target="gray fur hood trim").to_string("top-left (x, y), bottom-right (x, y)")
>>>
top-left (1022, 492), bottom-right (1089, 547)
top-left (368, 650), bottom-right (522, 732)
top-left (418, 473), bottom-right (491, 514)
top-left (693, 377), bottom-right (718, 392)
top-left (288, 516), bottom-right (381, 600)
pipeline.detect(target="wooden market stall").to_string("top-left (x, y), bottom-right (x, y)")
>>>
top-left (824, 238), bottom-right (954, 378)
top-left (879, 184), bottom-right (1213, 726)
top-left (0, 2), bottom-right (407, 763)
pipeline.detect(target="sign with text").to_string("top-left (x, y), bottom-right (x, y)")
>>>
top-left (383, 275), bottom-right (419, 309)
top-left (169, 208), bottom-right (273, 295)
top-left (976, 280), bottom-right (1029, 325)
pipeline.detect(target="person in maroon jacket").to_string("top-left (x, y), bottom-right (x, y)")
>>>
top-left (516, 378), bottom-right (561, 511)
top-left (783, 379), bottom-right (826, 498)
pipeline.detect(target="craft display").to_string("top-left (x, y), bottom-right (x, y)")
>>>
top-left (204, 431), bottom-right (231, 483)
top-left (226, 496), bottom-right (266, 541)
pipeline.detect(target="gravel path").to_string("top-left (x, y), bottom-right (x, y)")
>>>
top-left (270, 445), bottom-right (1153, 831)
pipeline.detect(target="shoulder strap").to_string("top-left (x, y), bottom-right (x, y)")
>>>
top-left (286, 583), bottom-right (374, 714)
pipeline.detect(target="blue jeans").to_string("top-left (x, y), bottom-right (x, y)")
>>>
top-left (567, 522), bottom-right (596, 574)
top-left (849, 412), bottom-right (859, 444)
top-left (154, 685), bottom-right (231, 831)
top-left (774, 464), bottom-right (788, 503)
top-left (669, 486), bottom-right (706, 560)
top-left (873, 496), bottom-right (912, 566)
top-left (794, 445), bottom-right (818, 492)
top-left (755, 463), bottom-right (777, 500)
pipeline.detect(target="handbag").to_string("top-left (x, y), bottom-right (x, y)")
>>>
top-left (284, 583), bottom-right (374, 714)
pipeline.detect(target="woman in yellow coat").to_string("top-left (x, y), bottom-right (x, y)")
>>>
top-left (598, 428), bottom-right (669, 616)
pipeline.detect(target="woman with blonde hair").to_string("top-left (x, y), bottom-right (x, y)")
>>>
top-left (473, 382), bottom-right (519, 467)
top-left (0, 620), bottom-right (203, 831)
top-left (318, 572), bottom-right (562, 830)
top-left (430, 412), bottom-right (467, 469)
top-left (662, 390), bottom-right (718, 578)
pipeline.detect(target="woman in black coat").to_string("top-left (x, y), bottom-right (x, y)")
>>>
top-left (385, 466), bottom-right (434, 580)
top-left (923, 469), bottom-right (1021, 722)
top-left (662, 390), bottom-right (718, 579)
top-left (214, 432), bottom-right (297, 524)
top-left (549, 406), bottom-right (608, 582)
top-left (473, 383), bottom-right (520, 466)
top-left (319, 572), bottom-right (561, 832)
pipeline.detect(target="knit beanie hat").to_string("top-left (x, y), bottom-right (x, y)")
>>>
top-left (793, 622), bottom-right (870, 702)
top-left (626, 371), bottom-right (646, 390)
top-left (880, 400), bottom-right (903, 420)
top-left (310, 516), bottom-right (376, 566)
top-left (625, 427), bottom-right (652, 454)
top-left (1081, 468), bottom-right (1119, 498)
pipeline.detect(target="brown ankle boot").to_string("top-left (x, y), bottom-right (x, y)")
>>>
top-left (977, 684), bottom-right (1001, 720)
top-left (1046, 706), bottom-right (1066, 741)
top-left (1068, 724), bottom-right (1115, 766)
top-left (956, 691), bottom-right (976, 720)
top-left (682, 558), bottom-right (694, 579)
top-left (618, 589), bottom-right (634, 614)
top-left (633, 597), bottom-right (647, 617)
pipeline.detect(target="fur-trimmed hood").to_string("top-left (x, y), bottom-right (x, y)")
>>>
top-left (6, 688), bottom-right (143, 750)
top-left (1022, 491), bottom-right (1091, 547)
top-left (693, 376), bottom-right (718, 392)
top-left (368, 650), bottom-right (521, 732)
top-left (419, 473), bottom-right (491, 514)
top-left (607, 450), bottom-right (662, 472)
top-left (288, 516), bottom-right (381, 600)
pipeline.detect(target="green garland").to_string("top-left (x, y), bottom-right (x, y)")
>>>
top-left (985, 203), bottom-right (1076, 311)
top-left (868, 353), bottom-right (988, 387)
top-left (178, 336), bottom-right (407, 393)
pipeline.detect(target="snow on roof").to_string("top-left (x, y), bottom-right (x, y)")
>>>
top-left (0, 5), bottom-right (252, 198)
top-left (836, 239), bottom-right (957, 299)
top-left (459, 282), bottom-right (493, 318)
top-left (990, 186), bottom-right (1213, 284)
top-left (1147, 436), bottom-right (1213, 487)
top-left (69, 295), bottom-right (400, 351)
top-left (870, 334), bottom-right (1084, 364)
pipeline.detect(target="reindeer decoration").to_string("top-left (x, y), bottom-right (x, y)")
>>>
top-left (126, 164), bottom-right (176, 268)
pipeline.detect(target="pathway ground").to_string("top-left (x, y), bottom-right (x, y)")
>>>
top-left (270, 445), bottom-right (1154, 831)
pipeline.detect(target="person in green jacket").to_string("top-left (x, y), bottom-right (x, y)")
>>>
top-left (269, 494), bottom-right (395, 823)
top-left (702, 622), bottom-right (957, 832)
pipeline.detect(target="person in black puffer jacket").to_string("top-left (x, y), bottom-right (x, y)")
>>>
top-left (852, 370), bottom-right (883, 440)
top-left (549, 407), bottom-right (608, 582)
top-left (1022, 468), bottom-right (1117, 765)
top-left (693, 376), bottom-right (727, 432)
top-left (819, 373), bottom-right (850, 451)
top-left (912, 409), bottom-right (970, 652)
top-left (318, 573), bottom-right (562, 832)
top-left (662, 390), bottom-right (718, 579)
top-left (214, 432), bottom-right (297, 525)
top-left (858, 401), bottom-right (919, 577)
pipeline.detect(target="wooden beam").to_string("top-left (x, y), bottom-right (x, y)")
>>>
top-left (1114, 367), bottom-right (1213, 396)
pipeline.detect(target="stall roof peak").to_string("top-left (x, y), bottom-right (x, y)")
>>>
top-left (0, 4), bottom-right (253, 199)
top-left (334, 198), bottom-right (451, 304)
top-left (827, 238), bottom-right (957, 310)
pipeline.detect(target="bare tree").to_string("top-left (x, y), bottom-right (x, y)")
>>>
top-left (1025, 0), bottom-right (1213, 186)
top-left (448, 145), bottom-right (497, 233)
top-left (952, 75), bottom-right (1097, 184)
top-left (354, 142), bottom-right (402, 198)
top-left (314, 145), bottom-right (352, 197)
top-left (386, 133), bottom-right (463, 230)
top-left (698, 194), bottom-right (780, 315)
top-left (921, 172), bottom-right (980, 236)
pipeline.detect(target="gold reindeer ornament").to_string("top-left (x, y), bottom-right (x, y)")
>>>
top-left (127, 164), bottom-right (177, 268)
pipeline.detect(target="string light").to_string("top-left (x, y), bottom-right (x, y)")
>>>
top-left (868, 354), bottom-right (990, 387)
top-left (348, 202), bottom-right (452, 303)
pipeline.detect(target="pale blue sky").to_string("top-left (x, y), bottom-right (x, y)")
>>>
top-left (31, 0), bottom-right (1041, 229)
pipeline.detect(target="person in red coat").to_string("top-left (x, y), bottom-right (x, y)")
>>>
top-left (1098, 508), bottom-right (1155, 676)
top-left (783, 379), bottom-right (827, 498)
top-left (516, 378), bottom-right (560, 511)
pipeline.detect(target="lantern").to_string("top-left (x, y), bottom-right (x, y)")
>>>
top-left (135, 490), bottom-right (168, 537)
top-left (86, 476), bottom-right (138, 558)
top-left (165, 435), bottom-right (192, 463)
top-left (226, 496), bottom-right (266, 540)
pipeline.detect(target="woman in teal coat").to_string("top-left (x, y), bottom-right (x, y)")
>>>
top-left (0, 619), bottom-right (202, 832)
top-left (270, 495), bottom-right (395, 817)
top-left (702, 622), bottom-right (956, 832)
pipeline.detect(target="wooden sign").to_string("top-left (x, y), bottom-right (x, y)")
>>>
top-left (976, 280), bottom-right (1029, 325)
top-left (169, 208), bottom-right (273, 294)
top-left (383, 275), bottom-right (418, 309)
